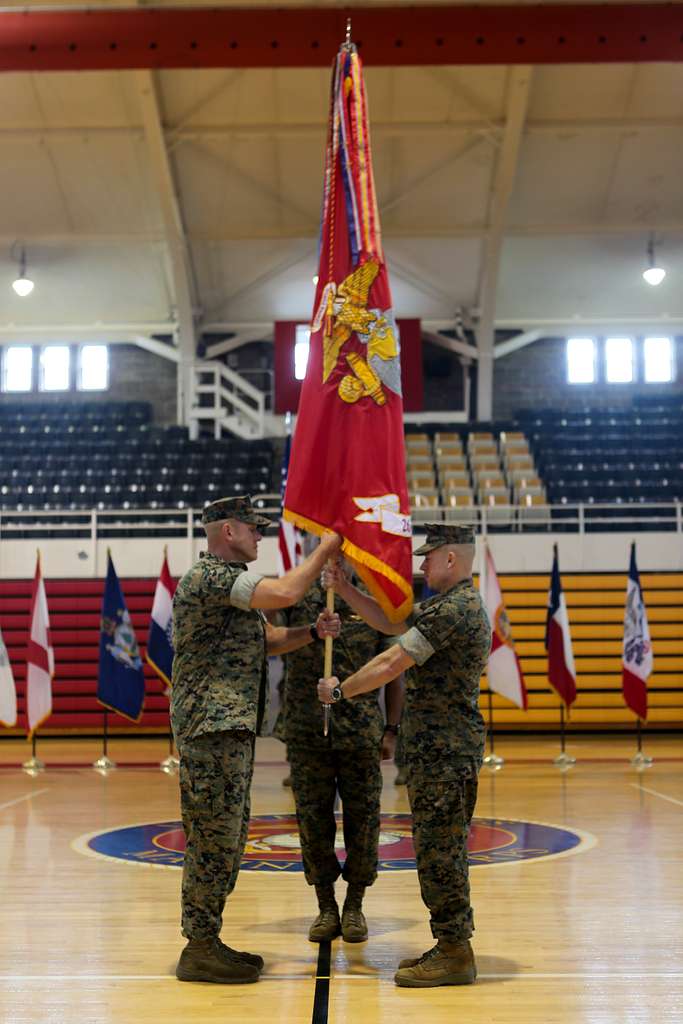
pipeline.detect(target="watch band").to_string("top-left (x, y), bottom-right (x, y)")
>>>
top-left (384, 724), bottom-right (399, 735)
top-left (309, 625), bottom-right (319, 642)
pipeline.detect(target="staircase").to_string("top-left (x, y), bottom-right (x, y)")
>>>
top-left (190, 361), bottom-right (269, 440)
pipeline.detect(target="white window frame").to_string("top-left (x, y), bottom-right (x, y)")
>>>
top-left (77, 344), bottom-right (109, 391)
top-left (39, 345), bottom-right (71, 392)
top-left (294, 325), bottom-right (311, 382)
top-left (566, 337), bottom-right (596, 385)
top-left (605, 337), bottom-right (634, 384)
top-left (2, 346), bottom-right (33, 392)
top-left (643, 336), bottom-right (674, 384)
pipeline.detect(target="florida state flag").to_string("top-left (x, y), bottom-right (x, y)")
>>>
top-left (284, 41), bottom-right (413, 622)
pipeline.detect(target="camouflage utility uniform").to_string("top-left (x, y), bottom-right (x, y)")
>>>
top-left (397, 580), bottom-right (490, 944)
top-left (284, 583), bottom-right (385, 890)
top-left (171, 552), bottom-right (268, 940)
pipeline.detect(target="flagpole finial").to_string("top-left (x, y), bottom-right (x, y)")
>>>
top-left (345, 17), bottom-right (352, 48)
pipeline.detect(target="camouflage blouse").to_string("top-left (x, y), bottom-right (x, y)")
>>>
top-left (170, 552), bottom-right (268, 748)
top-left (283, 582), bottom-right (386, 751)
top-left (398, 578), bottom-right (491, 774)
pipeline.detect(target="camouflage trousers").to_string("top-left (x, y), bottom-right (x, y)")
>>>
top-left (179, 729), bottom-right (254, 940)
top-left (407, 759), bottom-right (479, 943)
top-left (288, 745), bottom-right (383, 888)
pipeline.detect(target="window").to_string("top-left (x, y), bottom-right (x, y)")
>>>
top-left (605, 337), bottom-right (633, 383)
top-left (294, 325), bottom-right (310, 381)
top-left (2, 346), bottom-right (33, 392)
top-left (567, 338), bottom-right (595, 384)
top-left (78, 345), bottom-right (109, 391)
top-left (39, 346), bottom-right (70, 391)
top-left (643, 337), bottom-right (674, 383)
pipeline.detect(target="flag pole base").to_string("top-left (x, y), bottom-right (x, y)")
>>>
top-left (160, 755), bottom-right (180, 775)
top-left (552, 751), bottom-right (576, 770)
top-left (483, 753), bottom-right (504, 771)
top-left (22, 756), bottom-right (45, 776)
top-left (92, 755), bottom-right (117, 774)
top-left (630, 751), bottom-right (653, 770)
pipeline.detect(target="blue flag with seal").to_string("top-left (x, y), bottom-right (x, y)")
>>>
top-left (98, 553), bottom-right (145, 722)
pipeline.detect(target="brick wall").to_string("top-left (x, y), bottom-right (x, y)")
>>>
top-left (493, 335), bottom-right (683, 421)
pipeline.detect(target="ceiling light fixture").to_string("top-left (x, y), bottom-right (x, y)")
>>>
top-left (11, 244), bottom-right (35, 297)
top-left (642, 237), bottom-right (666, 287)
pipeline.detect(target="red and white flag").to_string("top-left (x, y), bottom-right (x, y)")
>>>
top-left (277, 436), bottom-right (303, 576)
top-left (26, 554), bottom-right (54, 736)
top-left (545, 544), bottom-right (577, 709)
top-left (622, 543), bottom-right (652, 720)
top-left (483, 547), bottom-right (527, 709)
top-left (0, 623), bottom-right (17, 728)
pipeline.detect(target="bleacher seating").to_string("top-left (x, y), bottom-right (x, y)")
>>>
top-left (0, 401), bottom-right (275, 512)
top-left (519, 399), bottom-right (683, 511)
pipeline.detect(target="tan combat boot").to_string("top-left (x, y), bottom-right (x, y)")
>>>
top-left (215, 938), bottom-right (264, 971)
top-left (176, 937), bottom-right (260, 984)
top-left (341, 883), bottom-right (368, 943)
top-left (394, 940), bottom-right (476, 988)
top-left (308, 884), bottom-right (341, 942)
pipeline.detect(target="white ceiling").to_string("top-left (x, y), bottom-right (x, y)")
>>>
top-left (1, 56), bottom-right (682, 338)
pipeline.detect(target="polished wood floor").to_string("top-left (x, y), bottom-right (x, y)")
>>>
top-left (0, 734), bottom-right (682, 1024)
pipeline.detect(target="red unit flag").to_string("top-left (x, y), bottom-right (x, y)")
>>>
top-left (284, 41), bottom-right (413, 622)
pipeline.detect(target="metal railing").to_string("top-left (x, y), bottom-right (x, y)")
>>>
top-left (0, 499), bottom-right (681, 540)
top-left (190, 361), bottom-right (266, 439)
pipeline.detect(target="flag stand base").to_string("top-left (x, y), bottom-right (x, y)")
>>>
top-left (553, 751), bottom-right (576, 770)
top-left (22, 756), bottom-right (45, 776)
top-left (160, 755), bottom-right (180, 775)
top-left (92, 755), bottom-right (117, 774)
top-left (630, 751), bottom-right (653, 770)
top-left (483, 753), bottom-right (504, 771)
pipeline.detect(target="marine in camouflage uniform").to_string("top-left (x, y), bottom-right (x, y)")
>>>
top-left (283, 581), bottom-right (400, 942)
top-left (317, 524), bottom-right (491, 988)
top-left (171, 495), bottom-right (341, 985)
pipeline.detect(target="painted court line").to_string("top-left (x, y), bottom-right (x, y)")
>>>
top-left (0, 789), bottom-right (50, 813)
top-left (0, 972), bottom-right (681, 982)
top-left (631, 784), bottom-right (683, 808)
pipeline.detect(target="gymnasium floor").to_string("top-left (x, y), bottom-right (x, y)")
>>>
top-left (0, 734), bottom-right (681, 1024)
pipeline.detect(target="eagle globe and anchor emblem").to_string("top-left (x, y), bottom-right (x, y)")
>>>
top-left (74, 813), bottom-right (594, 871)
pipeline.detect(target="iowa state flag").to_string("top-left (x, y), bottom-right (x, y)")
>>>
top-left (483, 546), bottom-right (527, 709)
top-left (98, 553), bottom-right (145, 722)
top-left (622, 543), bottom-right (652, 720)
top-left (284, 41), bottom-right (412, 622)
top-left (146, 550), bottom-right (176, 693)
top-left (545, 544), bottom-right (577, 710)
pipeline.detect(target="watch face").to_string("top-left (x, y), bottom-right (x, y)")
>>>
top-left (332, 686), bottom-right (342, 702)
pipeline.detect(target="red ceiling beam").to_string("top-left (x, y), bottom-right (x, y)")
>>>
top-left (0, 5), bottom-right (682, 72)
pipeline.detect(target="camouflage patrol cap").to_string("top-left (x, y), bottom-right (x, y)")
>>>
top-left (414, 523), bottom-right (476, 555)
top-left (201, 494), bottom-right (271, 528)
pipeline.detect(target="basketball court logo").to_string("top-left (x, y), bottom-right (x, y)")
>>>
top-left (73, 813), bottom-right (595, 871)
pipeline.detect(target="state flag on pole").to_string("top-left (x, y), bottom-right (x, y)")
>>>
top-left (0, 623), bottom-right (17, 728)
top-left (98, 553), bottom-right (145, 722)
top-left (545, 544), bottom-right (577, 709)
top-left (278, 435), bottom-right (304, 576)
top-left (283, 40), bottom-right (413, 623)
top-left (622, 543), bottom-right (652, 720)
top-left (483, 546), bottom-right (528, 709)
top-left (146, 550), bottom-right (176, 695)
top-left (26, 554), bottom-right (54, 736)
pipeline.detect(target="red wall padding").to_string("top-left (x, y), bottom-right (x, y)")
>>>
top-left (0, 578), bottom-right (171, 734)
